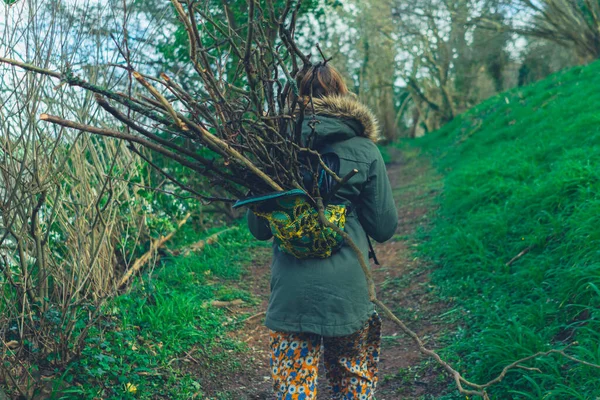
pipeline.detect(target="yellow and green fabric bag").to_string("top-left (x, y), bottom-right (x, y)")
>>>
top-left (234, 189), bottom-right (348, 259)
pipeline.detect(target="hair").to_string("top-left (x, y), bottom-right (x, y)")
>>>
top-left (298, 63), bottom-right (349, 99)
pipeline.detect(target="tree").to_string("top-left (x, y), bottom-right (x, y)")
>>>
top-left (486, 0), bottom-right (600, 61)
top-left (517, 37), bottom-right (577, 86)
top-left (390, 0), bottom-right (512, 134)
top-left (351, 0), bottom-right (399, 141)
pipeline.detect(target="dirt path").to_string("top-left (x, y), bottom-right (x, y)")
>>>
top-left (205, 148), bottom-right (452, 399)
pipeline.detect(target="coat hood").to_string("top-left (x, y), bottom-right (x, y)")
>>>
top-left (305, 95), bottom-right (381, 143)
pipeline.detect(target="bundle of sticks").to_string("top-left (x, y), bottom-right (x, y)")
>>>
top-left (34, 0), bottom-right (325, 205)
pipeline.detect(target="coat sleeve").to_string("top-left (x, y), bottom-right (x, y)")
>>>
top-left (356, 148), bottom-right (398, 243)
top-left (246, 209), bottom-right (273, 241)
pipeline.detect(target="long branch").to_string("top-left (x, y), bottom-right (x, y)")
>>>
top-left (118, 213), bottom-right (192, 288)
top-left (39, 114), bottom-right (219, 183)
top-left (94, 94), bottom-right (245, 186)
top-left (0, 58), bottom-right (175, 126)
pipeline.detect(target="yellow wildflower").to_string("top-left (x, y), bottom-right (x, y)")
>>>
top-left (125, 383), bottom-right (137, 394)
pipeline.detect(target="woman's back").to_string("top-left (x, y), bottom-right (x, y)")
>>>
top-left (248, 94), bottom-right (398, 337)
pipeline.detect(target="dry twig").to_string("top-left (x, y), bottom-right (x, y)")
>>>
top-left (175, 226), bottom-right (238, 257)
top-left (118, 213), bottom-right (192, 288)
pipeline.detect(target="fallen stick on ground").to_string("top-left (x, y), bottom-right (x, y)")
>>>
top-left (224, 311), bottom-right (266, 328)
top-left (176, 227), bottom-right (238, 257)
top-left (118, 213), bottom-right (191, 288)
top-left (506, 245), bottom-right (533, 267)
top-left (210, 299), bottom-right (245, 308)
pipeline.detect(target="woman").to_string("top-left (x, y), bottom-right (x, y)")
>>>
top-left (247, 64), bottom-right (398, 400)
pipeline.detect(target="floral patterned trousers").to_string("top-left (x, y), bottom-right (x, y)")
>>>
top-left (269, 312), bottom-right (382, 400)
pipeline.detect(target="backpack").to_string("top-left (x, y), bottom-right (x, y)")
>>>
top-left (234, 145), bottom-right (349, 259)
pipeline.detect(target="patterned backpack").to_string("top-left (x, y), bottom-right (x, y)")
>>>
top-left (234, 146), bottom-right (349, 259)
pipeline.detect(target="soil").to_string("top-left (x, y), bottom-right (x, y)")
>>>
top-left (202, 148), bottom-right (454, 399)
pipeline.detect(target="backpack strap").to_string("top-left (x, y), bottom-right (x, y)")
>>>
top-left (317, 144), bottom-right (340, 200)
top-left (366, 234), bottom-right (380, 265)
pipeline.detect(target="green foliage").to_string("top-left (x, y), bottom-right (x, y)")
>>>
top-left (56, 224), bottom-right (269, 399)
top-left (377, 144), bottom-right (392, 164)
top-left (415, 61), bottom-right (600, 397)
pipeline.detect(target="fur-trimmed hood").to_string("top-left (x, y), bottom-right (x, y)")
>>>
top-left (306, 95), bottom-right (380, 143)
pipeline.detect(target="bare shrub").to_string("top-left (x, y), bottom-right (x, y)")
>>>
top-left (0, 0), bottom-right (149, 395)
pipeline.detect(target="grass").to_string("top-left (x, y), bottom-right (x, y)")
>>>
top-left (54, 222), bottom-right (270, 399)
top-left (413, 60), bottom-right (600, 398)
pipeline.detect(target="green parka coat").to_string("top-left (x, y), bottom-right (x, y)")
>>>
top-left (247, 95), bottom-right (398, 337)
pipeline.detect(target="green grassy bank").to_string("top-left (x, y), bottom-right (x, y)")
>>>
top-left (416, 61), bottom-right (600, 398)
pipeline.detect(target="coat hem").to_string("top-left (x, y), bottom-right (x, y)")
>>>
top-left (264, 305), bottom-right (375, 337)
